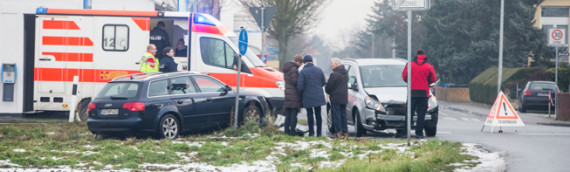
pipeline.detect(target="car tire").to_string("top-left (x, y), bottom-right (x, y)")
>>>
top-left (77, 98), bottom-right (91, 122)
top-left (327, 105), bottom-right (334, 133)
top-left (519, 103), bottom-right (527, 113)
top-left (158, 114), bottom-right (180, 139)
top-left (355, 111), bottom-right (366, 137)
top-left (243, 102), bottom-right (262, 125)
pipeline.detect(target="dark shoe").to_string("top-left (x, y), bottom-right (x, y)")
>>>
top-left (308, 132), bottom-right (314, 137)
top-left (415, 135), bottom-right (425, 139)
top-left (317, 133), bottom-right (322, 137)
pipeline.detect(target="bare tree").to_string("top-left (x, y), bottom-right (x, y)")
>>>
top-left (240, 0), bottom-right (326, 66)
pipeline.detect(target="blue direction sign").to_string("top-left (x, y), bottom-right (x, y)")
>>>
top-left (239, 29), bottom-right (248, 55)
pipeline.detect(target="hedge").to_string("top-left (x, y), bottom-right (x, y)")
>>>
top-left (468, 67), bottom-right (546, 104)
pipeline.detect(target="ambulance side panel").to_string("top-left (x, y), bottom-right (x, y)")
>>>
top-left (34, 15), bottom-right (149, 111)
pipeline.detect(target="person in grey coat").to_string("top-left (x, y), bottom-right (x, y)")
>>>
top-left (282, 55), bottom-right (303, 136)
top-left (297, 55), bottom-right (326, 137)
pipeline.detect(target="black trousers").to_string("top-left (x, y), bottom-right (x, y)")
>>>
top-left (404, 97), bottom-right (428, 136)
top-left (284, 108), bottom-right (298, 136)
top-left (331, 104), bottom-right (348, 134)
top-left (306, 106), bottom-right (322, 136)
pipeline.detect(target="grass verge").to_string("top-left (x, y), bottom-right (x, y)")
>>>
top-left (0, 121), bottom-right (478, 171)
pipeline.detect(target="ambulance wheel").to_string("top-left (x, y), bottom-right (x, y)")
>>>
top-left (77, 98), bottom-right (91, 122)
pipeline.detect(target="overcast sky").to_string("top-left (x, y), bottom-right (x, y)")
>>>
top-left (312, 0), bottom-right (376, 50)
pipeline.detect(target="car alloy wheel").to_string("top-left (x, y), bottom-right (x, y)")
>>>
top-left (160, 114), bottom-right (179, 139)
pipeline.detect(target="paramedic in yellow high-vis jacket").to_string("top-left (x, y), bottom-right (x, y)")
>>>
top-left (139, 44), bottom-right (159, 73)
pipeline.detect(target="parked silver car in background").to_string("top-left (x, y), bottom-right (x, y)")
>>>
top-left (327, 58), bottom-right (439, 137)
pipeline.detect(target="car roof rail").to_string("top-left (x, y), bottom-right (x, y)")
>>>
top-left (113, 72), bottom-right (159, 81)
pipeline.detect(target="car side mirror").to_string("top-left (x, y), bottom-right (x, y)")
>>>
top-left (225, 85), bottom-right (232, 92)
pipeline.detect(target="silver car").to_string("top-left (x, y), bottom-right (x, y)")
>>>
top-left (326, 58), bottom-right (438, 137)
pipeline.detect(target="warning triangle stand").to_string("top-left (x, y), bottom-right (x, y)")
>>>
top-left (481, 91), bottom-right (525, 133)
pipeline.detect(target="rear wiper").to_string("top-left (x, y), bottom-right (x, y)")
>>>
top-left (110, 96), bottom-right (128, 99)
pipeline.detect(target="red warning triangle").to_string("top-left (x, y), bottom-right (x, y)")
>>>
top-left (484, 91), bottom-right (525, 127)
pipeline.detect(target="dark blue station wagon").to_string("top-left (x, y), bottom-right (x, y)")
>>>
top-left (87, 72), bottom-right (267, 139)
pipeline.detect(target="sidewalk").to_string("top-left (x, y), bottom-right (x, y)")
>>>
top-left (439, 101), bottom-right (570, 127)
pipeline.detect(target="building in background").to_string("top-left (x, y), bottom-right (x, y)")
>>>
top-left (534, 0), bottom-right (570, 63)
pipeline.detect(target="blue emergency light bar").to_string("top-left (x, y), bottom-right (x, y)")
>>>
top-left (194, 13), bottom-right (216, 26)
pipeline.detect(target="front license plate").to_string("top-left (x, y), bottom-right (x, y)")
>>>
top-left (100, 109), bottom-right (119, 115)
top-left (537, 93), bottom-right (549, 96)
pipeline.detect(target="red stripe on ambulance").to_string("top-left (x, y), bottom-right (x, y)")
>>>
top-left (42, 20), bottom-right (80, 30)
top-left (34, 68), bottom-right (139, 83)
top-left (42, 36), bottom-right (94, 46)
top-left (42, 52), bottom-right (93, 62)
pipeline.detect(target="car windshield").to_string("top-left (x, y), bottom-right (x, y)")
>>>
top-left (97, 82), bottom-right (140, 98)
top-left (229, 36), bottom-right (267, 67)
top-left (530, 82), bottom-right (557, 91)
top-left (360, 65), bottom-right (406, 88)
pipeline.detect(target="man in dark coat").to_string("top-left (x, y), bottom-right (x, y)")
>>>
top-left (150, 21), bottom-right (170, 57)
top-left (401, 49), bottom-right (437, 139)
top-left (281, 55), bottom-right (303, 136)
top-left (298, 55), bottom-right (326, 137)
top-left (325, 58), bottom-right (349, 139)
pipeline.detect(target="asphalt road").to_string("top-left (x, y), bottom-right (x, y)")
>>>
top-left (433, 107), bottom-right (570, 172)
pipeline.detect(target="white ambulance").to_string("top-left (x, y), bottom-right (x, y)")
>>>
top-left (30, 8), bottom-right (284, 119)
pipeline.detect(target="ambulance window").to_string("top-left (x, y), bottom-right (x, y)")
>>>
top-left (102, 25), bottom-right (129, 51)
top-left (200, 37), bottom-right (236, 70)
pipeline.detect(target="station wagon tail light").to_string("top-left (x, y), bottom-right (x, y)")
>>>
top-left (523, 90), bottom-right (531, 95)
top-left (123, 102), bottom-right (145, 111)
top-left (88, 103), bottom-right (96, 112)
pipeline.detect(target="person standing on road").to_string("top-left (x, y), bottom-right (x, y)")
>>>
top-left (150, 21), bottom-right (170, 57)
top-left (401, 49), bottom-right (437, 139)
top-left (298, 55), bottom-right (327, 137)
top-left (159, 47), bottom-right (178, 73)
top-left (282, 55), bottom-right (304, 136)
top-left (139, 44), bottom-right (159, 73)
top-left (325, 58), bottom-right (349, 139)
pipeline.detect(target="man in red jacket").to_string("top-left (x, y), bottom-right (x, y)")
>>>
top-left (402, 49), bottom-right (437, 138)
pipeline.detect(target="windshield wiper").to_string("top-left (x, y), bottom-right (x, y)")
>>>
top-left (110, 96), bottom-right (129, 99)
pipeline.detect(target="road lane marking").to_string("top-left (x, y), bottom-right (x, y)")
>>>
top-left (519, 133), bottom-right (570, 136)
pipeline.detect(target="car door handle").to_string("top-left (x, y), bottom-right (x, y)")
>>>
top-left (177, 100), bottom-right (184, 104)
top-left (39, 57), bottom-right (52, 61)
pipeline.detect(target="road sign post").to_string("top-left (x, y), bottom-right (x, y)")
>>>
top-left (249, 7), bottom-right (276, 64)
top-left (548, 27), bottom-right (567, 119)
top-left (234, 28), bottom-right (248, 132)
top-left (392, 0), bottom-right (429, 146)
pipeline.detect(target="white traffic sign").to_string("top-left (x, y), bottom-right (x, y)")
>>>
top-left (549, 29), bottom-right (566, 46)
top-left (392, 0), bottom-right (430, 11)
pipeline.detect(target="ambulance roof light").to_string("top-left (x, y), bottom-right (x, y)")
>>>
top-left (36, 8), bottom-right (48, 14)
top-left (194, 13), bottom-right (216, 26)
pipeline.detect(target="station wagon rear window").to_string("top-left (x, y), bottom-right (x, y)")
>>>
top-left (97, 82), bottom-right (140, 98)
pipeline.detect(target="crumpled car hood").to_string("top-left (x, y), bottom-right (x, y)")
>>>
top-left (364, 87), bottom-right (407, 104)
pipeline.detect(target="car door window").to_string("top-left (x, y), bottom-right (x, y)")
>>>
top-left (200, 37), bottom-right (236, 70)
top-left (193, 75), bottom-right (226, 93)
top-left (170, 77), bottom-right (197, 94)
top-left (149, 80), bottom-right (169, 97)
top-left (346, 64), bottom-right (357, 85)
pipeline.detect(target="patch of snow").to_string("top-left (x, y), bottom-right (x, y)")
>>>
top-left (83, 145), bottom-right (95, 149)
top-left (454, 143), bottom-right (506, 172)
top-left (0, 160), bottom-right (20, 167)
top-left (12, 149), bottom-right (25, 153)
top-left (46, 132), bottom-right (56, 136)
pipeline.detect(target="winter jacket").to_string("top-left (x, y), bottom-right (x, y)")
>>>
top-left (326, 65), bottom-right (349, 104)
top-left (149, 27), bottom-right (170, 56)
top-left (282, 62), bottom-right (302, 108)
top-left (159, 55), bottom-right (178, 73)
top-left (139, 52), bottom-right (159, 73)
top-left (297, 63), bottom-right (327, 108)
top-left (402, 54), bottom-right (437, 97)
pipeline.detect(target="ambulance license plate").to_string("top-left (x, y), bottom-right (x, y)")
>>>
top-left (100, 109), bottom-right (119, 115)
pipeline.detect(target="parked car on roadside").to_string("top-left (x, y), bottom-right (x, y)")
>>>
top-left (87, 72), bottom-right (267, 139)
top-left (327, 58), bottom-right (438, 137)
top-left (519, 81), bottom-right (559, 113)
